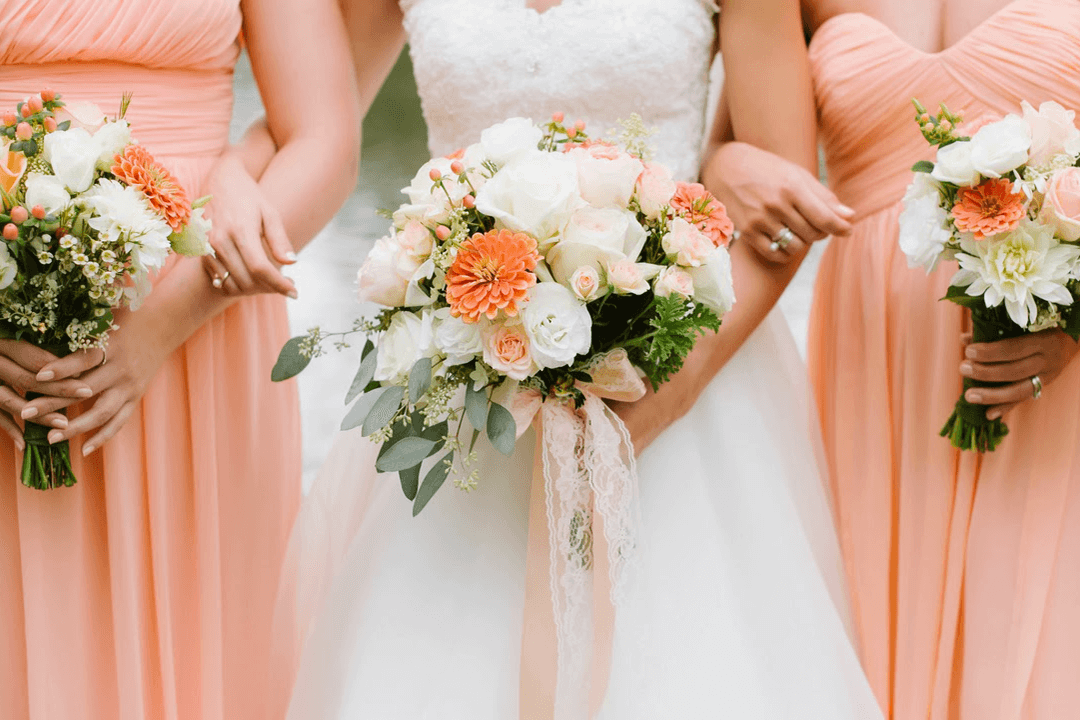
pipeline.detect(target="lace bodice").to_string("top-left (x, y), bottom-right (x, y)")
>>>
top-left (402, 0), bottom-right (718, 181)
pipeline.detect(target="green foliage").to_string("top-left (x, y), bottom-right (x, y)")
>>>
top-left (635, 295), bottom-right (721, 389)
top-left (271, 336), bottom-right (312, 381)
top-left (911, 160), bottom-right (935, 174)
top-left (413, 452), bottom-right (454, 516)
top-left (362, 385), bottom-right (406, 436)
top-left (486, 401), bottom-right (516, 456)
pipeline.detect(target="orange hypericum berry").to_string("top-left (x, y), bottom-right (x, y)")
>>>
top-left (450, 160), bottom-right (464, 175)
top-left (9, 206), bottom-right (28, 224)
top-left (1, 112), bottom-right (16, 127)
top-left (26, 96), bottom-right (43, 114)
top-left (428, 168), bottom-right (442, 181)
top-left (15, 122), bottom-right (32, 140)
top-left (3, 223), bottom-right (18, 240)
top-left (552, 112), bottom-right (565, 123)
top-left (31, 205), bottom-right (45, 220)
top-left (462, 195), bottom-right (476, 209)
top-left (43, 117), bottom-right (57, 133)
top-left (435, 225), bottom-right (452, 241)
top-left (40, 89), bottom-right (56, 103)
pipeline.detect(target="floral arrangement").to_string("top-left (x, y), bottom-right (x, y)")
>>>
top-left (275, 114), bottom-right (735, 514)
top-left (899, 99), bottom-right (1080, 451)
top-left (0, 90), bottom-right (213, 489)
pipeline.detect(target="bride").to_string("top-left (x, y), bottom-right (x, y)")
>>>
top-left (221, 0), bottom-right (882, 717)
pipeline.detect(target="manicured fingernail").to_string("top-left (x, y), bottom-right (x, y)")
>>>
top-left (959, 362), bottom-right (973, 376)
top-left (82, 443), bottom-right (95, 457)
top-left (37, 370), bottom-right (55, 381)
top-left (20, 407), bottom-right (37, 420)
top-left (15, 438), bottom-right (25, 452)
top-left (838, 204), bottom-right (856, 216)
top-left (47, 430), bottom-right (63, 445)
top-left (287, 289), bottom-right (299, 300)
top-left (76, 387), bottom-right (93, 398)
top-left (285, 252), bottom-right (298, 263)
top-left (51, 417), bottom-right (67, 429)
top-left (987, 410), bottom-right (1001, 421)
top-left (966, 392), bottom-right (984, 403)
top-left (965, 346), bottom-right (978, 359)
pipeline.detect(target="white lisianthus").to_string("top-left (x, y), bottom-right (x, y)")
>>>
top-left (898, 173), bottom-right (953, 272)
top-left (520, 282), bottom-right (592, 369)
top-left (931, 140), bottom-right (980, 186)
top-left (636, 162), bottom-right (677, 219)
top-left (433, 307), bottom-right (484, 365)
top-left (356, 235), bottom-right (423, 307)
top-left (43, 127), bottom-right (99, 192)
top-left (569, 265), bottom-right (604, 301)
top-left (547, 207), bottom-right (646, 284)
top-left (605, 258), bottom-right (661, 295)
top-left (969, 115), bottom-right (1031, 178)
top-left (475, 152), bottom-right (582, 243)
top-left (169, 206), bottom-right (213, 257)
top-left (1022, 100), bottom-right (1080, 166)
top-left (653, 266), bottom-right (695, 300)
top-left (952, 220), bottom-right (1080, 327)
top-left (661, 217), bottom-right (713, 267)
top-left (93, 120), bottom-right (131, 171)
top-left (567, 143), bottom-right (645, 209)
top-left (23, 173), bottom-right (71, 216)
top-left (374, 310), bottom-right (434, 384)
top-left (0, 243), bottom-right (17, 290)
top-left (687, 246), bottom-right (735, 316)
top-left (480, 117), bottom-right (544, 167)
top-left (82, 179), bottom-right (172, 272)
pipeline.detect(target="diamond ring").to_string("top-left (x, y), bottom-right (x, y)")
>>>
top-left (770, 226), bottom-right (796, 253)
top-left (1031, 375), bottom-right (1043, 400)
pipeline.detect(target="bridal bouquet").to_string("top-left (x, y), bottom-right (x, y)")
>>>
top-left (0, 91), bottom-right (213, 489)
top-left (275, 114), bottom-right (734, 514)
top-left (899, 99), bottom-right (1080, 451)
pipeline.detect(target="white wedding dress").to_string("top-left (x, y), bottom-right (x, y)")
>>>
top-left (274, 1), bottom-right (883, 718)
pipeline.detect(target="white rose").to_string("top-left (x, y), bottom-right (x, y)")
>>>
top-left (0, 243), bottom-right (17, 290)
top-left (568, 143), bottom-right (645, 209)
top-left (169, 206), bottom-right (213, 257)
top-left (605, 258), bottom-right (661, 295)
top-left (474, 152), bottom-right (583, 243)
top-left (433, 307), bottom-right (484, 366)
top-left (931, 140), bottom-right (979, 186)
top-left (43, 127), bottom-right (99, 192)
top-left (93, 120), bottom-right (131, 171)
top-left (356, 235), bottom-right (422, 307)
top-left (653, 266), bottom-right (695, 300)
top-left (687, 247), bottom-right (735, 316)
top-left (547, 207), bottom-right (647, 284)
top-left (1022, 100), bottom-right (1080, 166)
top-left (969, 115), bottom-right (1030, 178)
top-left (397, 220), bottom-right (433, 259)
top-left (636, 162), bottom-right (676, 219)
top-left (661, 217), bottom-right (713, 267)
top-left (374, 311), bottom-right (433, 385)
top-left (520, 282), bottom-right (592, 369)
top-left (898, 173), bottom-right (953, 272)
top-left (569, 265), bottom-right (604, 301)
top-left (23, 173), bottom-right (71, 215)
top-left (479, 117), bottom-right (543, 167)
top-left (393, 202), bottom-right (448, 229)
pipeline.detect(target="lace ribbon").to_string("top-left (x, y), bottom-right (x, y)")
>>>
top-left (508, 349), bottom-right (645, 718)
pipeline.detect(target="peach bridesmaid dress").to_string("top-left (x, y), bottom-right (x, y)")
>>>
top-left (0, 2), bottom-right (301, 719)
top-left (808, 1), bottom-right (1080, 718)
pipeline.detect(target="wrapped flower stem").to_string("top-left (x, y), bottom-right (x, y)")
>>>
top-left (21, 391), bottom-right (76, 489)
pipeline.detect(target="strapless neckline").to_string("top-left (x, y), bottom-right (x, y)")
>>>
top-left (810, 0), bottom-right (1028, 59)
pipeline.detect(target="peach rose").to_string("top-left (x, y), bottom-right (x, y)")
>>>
top-left (1042, 167), bottom-right (1080, 242)
top-left (569, 265), bottom-right (603, 301)
top-left (483, 323), bottom-right (535, 381)
top-left (635, 162), bottom-right (676, 219)
top-left (0, 140), bottom-right (27, 208)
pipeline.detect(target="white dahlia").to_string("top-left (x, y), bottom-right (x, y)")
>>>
top-left (82, 178), bottom-right (172, 273)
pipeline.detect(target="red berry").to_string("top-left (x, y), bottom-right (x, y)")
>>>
top-left (449, 160), bottom-right (465, 175)
top-left (462, 195), bottom-right (476, 209)
top-left (40, 89), bottom-right (56, 103)
top-left (26, 96), bottom-right (43, 114)
top-left (9, 206), bottom-right (28, 224)
top-left (428, 168), bottom-right (442, 181)
top-left (15, 122), bottom-right (32, 140)
top-left (31, 205), bottom-right (45, 220)
top-left (2, 224), bottom-right (18, 241)
top-left (552, 112), bottom-right (565, 123)
top-left (435, 225), bottom-right (451, 241)
top-left (43, 117), bottom-right (57, 133)
top-left (1, 112), bottom-right (16, 127)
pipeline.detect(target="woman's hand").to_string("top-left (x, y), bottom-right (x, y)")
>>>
top-left (961, 329), bottom-right (1080, 420)
top-left (704, 141), bottom-right (855, 263)
top-left (201, 151), bottom-right (299, 298)
top-left (609, 384), bottom-right (688, 457)
top-left (23, 310), bottom-right (172, 457)
top-left (0, 339), bottom-right (94, 447)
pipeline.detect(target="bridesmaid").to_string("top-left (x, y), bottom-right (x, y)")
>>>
top-left (0, 1), bottom-right (358, 719)
top-left (717, 0), bottom-right (1080, 717)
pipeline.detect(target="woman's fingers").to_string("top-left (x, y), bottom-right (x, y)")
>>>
top-left (81, 402), bottom-right (136, 456)
top-left (965, 334), bottom-right (1045, 363)
top-left (261, 199), bottom-right (298, 267)
top-left (211, 226), bottom-right (256, 292)
top-left (961, 354), bottom-right (1043, 384)
top-left (0, 356), bottom-right (93, 397)
top-left (790, 181), bottom-right (853, 238)
top-left (36, 348), bottom-right (105, 383)
top-left (0, 410), bottom-right (23, 449)
top-left (986, 401), bottom-right (1022, 421)
top-left (47, 390), bottom-right (124, 445)
top-left (20, 394), bottom-right (80, 421)
top-left (0, 386), bottom-right (67, 431)
top-left (0, 339), bottom-right (58, 374)
top-left (236, 224), bottom-right (297, 297)
top-left (964, 378), bottom-right (1036, 406)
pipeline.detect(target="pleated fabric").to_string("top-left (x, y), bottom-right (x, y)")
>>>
top-left (808, 1), bottom-right (1080, 718)
top-left (0, 2), bottom-right (302, 719)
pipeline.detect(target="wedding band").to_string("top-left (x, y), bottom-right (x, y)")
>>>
top-left (98, 348), bottom-right (107, 368)
top-left (774, 227), bottom-right (795, 248)
top-left (1031, 375), bottom-right (1043, 400)
top-left (212, 271), bottom-right (231, 289)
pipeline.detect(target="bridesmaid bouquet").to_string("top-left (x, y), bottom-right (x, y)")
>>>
top-left (0, 91), bottom-right (213, 489)
top-left (900, 99), bottom-right (1080, 451)
top-left (275, 114), bottom-right (734, 514)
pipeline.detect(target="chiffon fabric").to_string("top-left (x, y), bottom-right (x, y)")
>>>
top-left (0, 2), bottom-right (301, 719)
top-left (809, 2), bottom-right (1080, 718)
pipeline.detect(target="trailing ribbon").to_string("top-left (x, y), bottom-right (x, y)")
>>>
top-left (509, 349), bottom-right (645, 719)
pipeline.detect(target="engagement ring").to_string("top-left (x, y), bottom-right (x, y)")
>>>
top-left (770, 226), bottom-right (795, 253)
top-left (1031, 375), bottom-right (1043, 400)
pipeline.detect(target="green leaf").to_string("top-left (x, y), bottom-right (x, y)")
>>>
top-left (56, 120), bottom-right (71, 131)
top-left (465, 380), bottom-right (489, 430)
top-left (376, 436), bottom-right (437, 472)
top-left (408, 356), bottom-right (433, 404)
top-left (942, 284), bottom-right (986, 309)
top-left (345, 342), bottom-right (378, 405)
top-left (486, 401), bottom-right (517, 456)
top-left (911, 160), bottom-right (935, 174)
top-left (340, 386), bottom-right (390, 431)
top-left (362, 384), bottom-right (406, 436)
top-left (399, 463), bottom-right (421, 501)
top-left (413, 452), bottom-right (453, 516)
top-left (271, 336), bottom-right (312, 382)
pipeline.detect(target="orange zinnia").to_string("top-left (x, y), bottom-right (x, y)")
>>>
top-left (952, 178), bottom-right (1027, 240)
top-left (111, 144), bottom-right (191, 232)
top-left (670, 181), bottom-right (734, 247)
top-left (446, 229), bottom-right (540, 323)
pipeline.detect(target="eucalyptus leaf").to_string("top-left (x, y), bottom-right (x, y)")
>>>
top-left (271, 336), bottom-right (312, 382)
top-left (486, 401), bottom-right (517, 456)
top-left (377, 418), bottom-right (416, 461)
top-left (413, 452), bottom-right (454, 516)
top-left (399, 463), bottom-right (421, 501)
top-left (465, 381), bottom-right (489, 430)
top-left (362, 384), bottom-right (406, 436)
top-left (376, 436), bottom-right (437, 472)
top-left (341, 386), bottom-right (390, 431)
top-left (408, 357), bottom-right (433, 404)
top-left (345, 345), bottom-right (379, 405)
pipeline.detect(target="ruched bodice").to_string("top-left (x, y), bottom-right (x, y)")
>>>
top-left (811, 0), bottom-right (1080, 218)
top-left (402, 0), bottom-right (717, 181)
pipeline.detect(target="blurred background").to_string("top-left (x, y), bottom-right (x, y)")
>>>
top-left (228, 49), bottom-right (825, 488)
